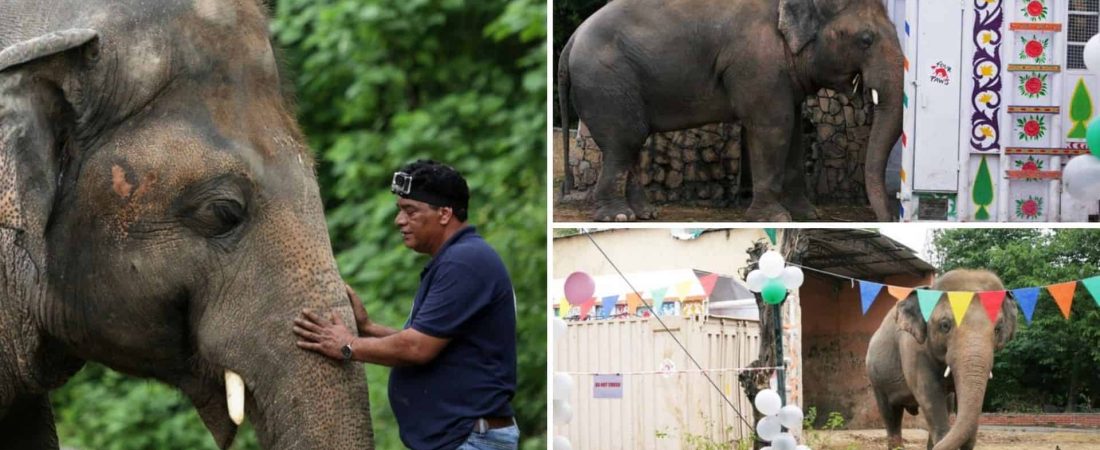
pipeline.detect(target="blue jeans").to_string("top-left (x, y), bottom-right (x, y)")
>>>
top-left (456, 424), bottom-right (520, 450)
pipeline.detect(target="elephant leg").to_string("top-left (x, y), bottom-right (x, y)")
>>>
top-left (742, 120), bottom-right (794, 222)
top-left (0, 394), bottom-right (59, 450)
top-left (781, 119), bottom-right (819, 220)
top-left (626, 163), bottom-right (656, 220)
top-left (874, 389), bottom-right (905, 450)
top-left (584, 100), bottom-right (649, 222)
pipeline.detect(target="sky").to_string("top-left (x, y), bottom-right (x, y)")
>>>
top-left (878, 224), bottom-right (934, 263)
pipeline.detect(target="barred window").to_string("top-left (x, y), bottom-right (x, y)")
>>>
top-left (1068, 0), bottom-right (1100, 70)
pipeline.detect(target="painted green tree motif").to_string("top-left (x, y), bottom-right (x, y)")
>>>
top-left (973, 156), bottom-right (994, 220)
top-left (1068, 78), bottom-right (1093, 139)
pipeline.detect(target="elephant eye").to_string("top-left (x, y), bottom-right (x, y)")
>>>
top-left (183, 198), bottom-right (248, 239)
top-left (994, 323), bottom-right (1003, 335)
top-left (939, 320), bottom-right (952, 333)
top-left (858, 31), bottom-right (875, 49)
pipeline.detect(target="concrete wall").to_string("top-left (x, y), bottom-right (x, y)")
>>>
top-left (552, 228), bottom-right (766, 279)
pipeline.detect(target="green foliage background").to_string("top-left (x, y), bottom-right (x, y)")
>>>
top-left (931, 229), bottom-right (1100, 413)
top-left (51, 0), bottom-right (547, 448)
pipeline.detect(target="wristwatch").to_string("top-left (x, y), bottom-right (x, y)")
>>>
top-left (340, 343), bottom-right (354, 361)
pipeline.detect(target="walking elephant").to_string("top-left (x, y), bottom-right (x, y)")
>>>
top-left (866, 270), bottom-right (1018, 450)
top-left (558, 0), bottom-right (903, 221)
top-left (0, 0), bottom-right (373, 448)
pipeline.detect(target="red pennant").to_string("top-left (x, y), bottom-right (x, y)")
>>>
top-left (978, 290), bottom-right (1006, 323)
top-left (1047, 281), bottom-right (1077, 319)
top-left (579, 298), bottom-right (596, 320)
top-left (698, 273), bottom-right (719, 297)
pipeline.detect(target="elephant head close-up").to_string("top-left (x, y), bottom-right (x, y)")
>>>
top-left (866, 269), bottom-right (1019, 450)
top-left (0, 0), bottom-right (373, 448)
top-left (558, 0), bottom-right (903, 222)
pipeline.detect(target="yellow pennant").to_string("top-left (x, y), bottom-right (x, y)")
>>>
top-left (558, 298), bottom-right (571, 319)
top-left (674, 280), bottom-right (694, 298)
top-left (947, 291), bottom-right (974, 326)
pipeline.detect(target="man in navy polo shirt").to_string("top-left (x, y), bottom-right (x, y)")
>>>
top-left (293, 160), bottom-right (518, 450)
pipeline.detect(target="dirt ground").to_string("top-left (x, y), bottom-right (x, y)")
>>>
top-left (550, 132), bottom-right (877, 223)
top-left (810, 427), bottom-right (1100, 450)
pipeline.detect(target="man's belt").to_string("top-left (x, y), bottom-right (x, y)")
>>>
top-left (474, 416), bottom-right (515, 433)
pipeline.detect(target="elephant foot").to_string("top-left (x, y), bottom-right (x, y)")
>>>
top-left (627, 200), bottom-right (658, 220)
top-left (783, 197), bottom-right (820, 221)
top-left (592, 203), bottom-right (637, 222)
top-left (888, 435), bottom-right (904, 450)
top-left (744, 202), bottom-right (792, 222)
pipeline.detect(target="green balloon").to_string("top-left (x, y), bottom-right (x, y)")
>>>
top-left (761, 279), bottom-right (787, 305)
top-left (1087, 118), bottom-right (1100, 157)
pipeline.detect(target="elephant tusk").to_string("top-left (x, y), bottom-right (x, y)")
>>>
top-left (944, 366), bottom-right (951, 378)
top-left (872, 89), bottom-right (880, 105)
top-left (989, 371), bottom-right (993, 380)
top-left (225, 370), bottom-right (246, 425)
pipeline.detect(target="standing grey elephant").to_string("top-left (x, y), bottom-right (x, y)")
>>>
top-left (558, 0), bottom-right (903, 221)
top-left (0, 0), bottom-right (373, 448)
top-left (866, 270), bottom-right (1018, 450)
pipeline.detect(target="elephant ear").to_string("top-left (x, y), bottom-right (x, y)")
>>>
top-left (995, 291), bottom-right (1019, 350)
top-left (0, 29), bottom-right (96, 235)
top-left (778, 0), bottom-right (821, 54)
top-left (896, 290), bottom-right (928, 344)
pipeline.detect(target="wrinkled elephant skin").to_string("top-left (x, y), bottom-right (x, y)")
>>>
top-left (558, 0), bottom-right (903, 221)
top-left (0, 1), bottom-right (373, 449)
top-left (866, 270), bottom-right (1018, 450)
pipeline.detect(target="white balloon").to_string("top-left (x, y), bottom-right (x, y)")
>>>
top-left (761, 447), bottom-right (773, 450)
top-left (1063, 155), bottom-right (1100, 200)
top-left (553, 435), bottom-right (572, 450)
top-left (756, 415), bottom-right (782, 441)
top-left (771, 433), bottom-right (797, 450)
top-left (795, 446), bottom-right (812, 450)
top-left (747, 269), bottom-right (768, 292)
top-left (553, 399), bottom-right (573, 425)
top-left (778, 404), bottom-right (804, 430)
top-left (781, 266), bottom-right (804, 290)
top-left (754, 388), bottom-right (782, 416)
top-left (553, 317), bottom-right (567, 342)
top-left (1085, 34), bottom-right (1100, 72)
top-left (760, 251), bottom-right (785, 278)
top-left (553, 372), bottom-right (574, 400)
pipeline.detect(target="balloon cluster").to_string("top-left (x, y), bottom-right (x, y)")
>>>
top-left (1067, 35), bottom-right (1100, 200)
top-left (746, 251), bottom-right (804, 305)
top-left (552, 316), bottom-right (574, 450)
top-left (753, 389), bottom-right (811, 450)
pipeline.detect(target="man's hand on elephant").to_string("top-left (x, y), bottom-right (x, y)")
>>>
top-left (346, 285), bottom-right (372, 337)
top-left (293, 310), bottom-right (356, 361)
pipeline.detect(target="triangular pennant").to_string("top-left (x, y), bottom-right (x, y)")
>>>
top-left (977, 290), bottom-right (1006, 323)
top-left (626, 292), bottom-right (642, 315)
top-left (916, 290), bottom-right (943, 322)
top-left (859, 281), bottom-right (884, 315)
top-left (1011, 287), bottom-right (1040, 324)
top-left (558, 298), bottom-right (571, 319)
top-left (947, 291), bottom-right (974, 326)
top-left (698, 273), bottom-right (719, 297)
top-left (600, 295), bottom-right (620, 318)
top-left (1047, 281), bottom-right (1077, 320)
top-left (651, 287), bottom-right (669, 312)
top-left (887, 285), bottom-right (915, 302)
top-left (674, 280), bottom-right (694, 299)
top-left (1083, 276), bottom-right (1100, 308)
top-left (579, 298), bottom-right (596, 320)
top-left (765, 228), bottom-right (778, 245)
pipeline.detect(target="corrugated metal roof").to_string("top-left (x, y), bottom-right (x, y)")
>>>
top-left (800, 229), bottom-right (935, 279)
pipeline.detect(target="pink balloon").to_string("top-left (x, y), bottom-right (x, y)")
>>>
top-left (564, 271), bottom-right (595, 305)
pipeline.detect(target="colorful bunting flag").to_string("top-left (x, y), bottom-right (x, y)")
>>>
top-left (558, 298), bottom-right (571, 319)
top-left (600, 295), bottom-right (620, 318)
top-left (859, 281), bottom-right (884, 315)
top-left (887, 286), bottom-right (915, 302)
top-left (698, 273), bottom-right (719, 297)
top-left (651, 287), bottom-right (669, 312)
top-left (978, 290), bottom-right (1006, 323)
top-left (1012, 287), bottom-right (1040, 324)
top-left (579, 298), bottom-right (596, 320)
top-left (626, 292), bottom-right (642, 315)
top-left (1047, 281), bottom-right (1077, 319)
top-left (765, 228), bottom-right (778, 245)
top-left (916, 290), bottom-right (943, 322)
top-left (947, 291), bottom-right (974, 326)
top-left (674, 280), bottom-right (694, 299)
top-left (1083, 276), bottom-right (1100, 308)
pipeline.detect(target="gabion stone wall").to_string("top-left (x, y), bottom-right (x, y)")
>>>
top-left (564, 89), bottom-right (875, 206)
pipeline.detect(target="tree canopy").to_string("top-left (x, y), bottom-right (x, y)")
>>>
top-left (51, 0), bottom-right (547, 448)
top-left (931, 228), bottom-right (1100, 413)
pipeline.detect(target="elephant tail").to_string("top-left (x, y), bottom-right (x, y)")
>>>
top-left (558, 35), bottom-right (574, 196)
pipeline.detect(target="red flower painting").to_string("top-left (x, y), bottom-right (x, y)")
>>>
top-left (1016, 115), bottom-right (1046, 141)
top-left (1024, 120), bottom-right (1040, 137)
top-left (1019, 36), bottom-right (1049, 63)
top-left (1015, 196), bottom-right (1043, 219)
top-left (1027, 1), bottom-right (1043, 16)
top-left (1025, 40), bottom-right (1043, 58)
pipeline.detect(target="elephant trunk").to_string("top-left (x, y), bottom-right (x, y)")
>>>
top-left (862, 49), bottom-right (905, 221)
top-left (934, 347), bottom-right (994, 450)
